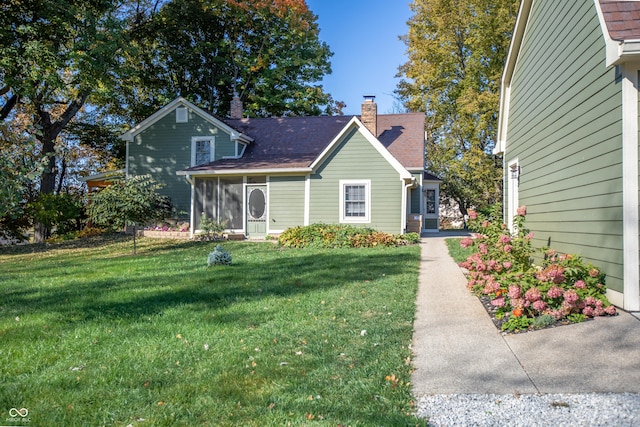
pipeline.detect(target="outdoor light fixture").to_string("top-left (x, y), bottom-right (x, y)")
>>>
top-left (510, 164), bottom-right (520, 180)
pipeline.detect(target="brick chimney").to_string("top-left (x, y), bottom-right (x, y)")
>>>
top-left (361, 95), bottom-right (377, 136)
top-left (230, 93), bottom-right (243, 119)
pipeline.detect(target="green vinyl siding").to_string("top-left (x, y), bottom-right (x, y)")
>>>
top-left (505, 0), bottom-right (623, 292)
top-left (269, 176), bottom-right (306, 230)
top-left (309, 127), bottom-right (403, 233)
top-left (128, 108), bottom-right (235, 215)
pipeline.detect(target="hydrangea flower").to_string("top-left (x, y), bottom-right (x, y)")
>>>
top-left (491, 296), bottom-right (505, 307)
top-left (573, 280), bottom-right (587, 289)
top-left (460, 237), bottom-right (474, 248)
top-left (563, 289), bottom-right (579, 304)
top-left (532, 300), bottom-right (547, 312)
top-left (547, 286), bottom-right (564, 298)
top-left (517, 205), bottom-right (527, 216)
top-left (498, 235), bottom-right (511, 244)
top-left (525, 287), bottom-right (542, 302)
top-left (507, 285), bottom-right (521, 299)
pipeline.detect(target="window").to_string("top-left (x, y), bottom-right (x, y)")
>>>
top-left (191, 137), bottom-right (214, 166)
top-left (176, 107), bottom-right (188, 123)
top-left (340, 180), bottom-right (370, 223)
top-left (426, 189), bottom-right (436, 214)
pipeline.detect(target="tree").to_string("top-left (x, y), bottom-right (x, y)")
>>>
top-left (397, 0), bottom-right (518, 217)
top-left (88, 175), bottom-right (172, 254)
top-left (120, 0), bottom-right (341, 120)
top-left (0, 121), bottom-right (43, 240)
top-left (0, 0), bottom-right (131, 241)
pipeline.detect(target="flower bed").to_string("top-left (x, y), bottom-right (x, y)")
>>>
top-left (141, 223), bottom-right (190, 239)
top-left (459, 205), bottom-right (617, 333)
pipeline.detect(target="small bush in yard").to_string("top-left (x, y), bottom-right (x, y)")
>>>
top-left (459, 205), bottom-right (617, 332)
top-left (207, 245), bottom-right (232, 266)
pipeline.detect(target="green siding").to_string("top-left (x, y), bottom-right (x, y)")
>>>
top-left (128, 108), bottom-right (235, 215)
top-left (309, 127), bottom-right (404, 234)
top-left (269, 176), bottom-right (306, 230)
top-left (505, 0), bottom-right (624, 292)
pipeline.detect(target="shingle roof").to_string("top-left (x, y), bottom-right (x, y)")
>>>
top-left (182, 113), bottom-right (425, 173)
top-left (376, 113), bottom-right (425, 170)
top-left (599, 0), bottom-right (640, 41)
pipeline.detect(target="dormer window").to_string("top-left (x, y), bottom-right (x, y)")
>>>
top-left (191, 136), bottom-right (215, 166)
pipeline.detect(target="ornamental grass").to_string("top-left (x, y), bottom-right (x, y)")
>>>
top-left (458, 205), bottom-right (617, 332)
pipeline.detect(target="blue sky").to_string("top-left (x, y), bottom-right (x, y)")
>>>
top-left (305, 1), bottom-right (413, 115)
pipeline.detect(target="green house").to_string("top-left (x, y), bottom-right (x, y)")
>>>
top-left (495, 0), bottom-right (640, 311)
top-left (121, 96), bottom-right (440, 238)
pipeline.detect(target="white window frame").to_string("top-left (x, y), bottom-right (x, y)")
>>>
top-left (339, 179), bottom-right (371, 223)
top-left (191, 136), bottom-right (215, 166)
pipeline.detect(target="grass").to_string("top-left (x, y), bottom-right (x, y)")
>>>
top-left (0, 235), bottom-right (425, 426)
top-left (445, 237), bottom-right (475, 264)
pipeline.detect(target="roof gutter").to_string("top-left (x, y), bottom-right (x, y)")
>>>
top-left (176, 167), bottom-right (313, 177)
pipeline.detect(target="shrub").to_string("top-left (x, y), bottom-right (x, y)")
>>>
top-left (198, 214), bottom-right (226, 241)
top-left (277, 224), bottom-right (417, 248)
top-left (207, 245), bottom-right (232, 266)
top-left (459, 204), bottom-right (616, 330)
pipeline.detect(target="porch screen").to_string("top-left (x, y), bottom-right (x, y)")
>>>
top-left (219, 177), bottom-right (243, 229)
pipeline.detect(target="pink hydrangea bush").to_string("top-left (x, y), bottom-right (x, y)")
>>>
top-left (459, 205), bottom-right (616, 330)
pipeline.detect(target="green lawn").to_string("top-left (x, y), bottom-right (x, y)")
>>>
top-left (445, 237), bottom-right (474, 264)
top-left (0, 236), bottom-right (425, 426)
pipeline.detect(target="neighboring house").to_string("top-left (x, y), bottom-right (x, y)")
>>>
top-left (495, 0), bottom-right (640, 311)
top-left (81, 169), bottom-right (125, 193)
top-left (120, 95), bottom-right (440, 239)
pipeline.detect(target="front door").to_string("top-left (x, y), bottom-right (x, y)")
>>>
top-left (246, 185), bottom-right (267, 236)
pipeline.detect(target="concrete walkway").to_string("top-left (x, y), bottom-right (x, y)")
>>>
top-left (411, 233), bottom-right (640, 395)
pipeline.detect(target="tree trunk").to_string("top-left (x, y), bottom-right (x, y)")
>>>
top-left (32, 93), bottom-right (88, 243)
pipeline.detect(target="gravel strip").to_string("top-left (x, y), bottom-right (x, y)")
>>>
top-left (415, 393), bottom-right (640, 426)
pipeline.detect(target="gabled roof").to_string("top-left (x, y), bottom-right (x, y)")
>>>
top-left (376, 113), bottom-right (426, 171)
top-left (119, 97), bottom-right (253, 144)
top-left (596, 0), bottom-right (640, 66)
top-left (598, 0), bottom-right (640, 41)
top-left (180, 112), bottom-right (425, 176)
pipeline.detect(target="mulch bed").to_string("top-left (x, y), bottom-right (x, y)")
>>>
top-left (476, 295), bottom-right (590, 334)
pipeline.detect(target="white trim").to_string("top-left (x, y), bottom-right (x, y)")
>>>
top-left (606, 288), bottom-right (624, 309)
top-left (495, 0), bottom-right (533, 155)
top-left (177, 167), bottom-right (312, 176)
top-left (120, 97), bottom-right (253, 143)
top-left (402, 179), bottom-right (412, 233)
top-left (191, 136), bottom-right (215, 167)
top-left (304, 174), bottom-right (311, 226)
top-left (339, 179), bottom-right (371, 223)
top-left (506, 158), bottom-right (520, 233)
top-left (189, 178), bottom-right (195, 239)
top-left (621, 64), bottom-right (640, 311)
top-left (310, 117), bottom-right (412, 180)
top-left (594, 1), bottom-right (640, 67)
